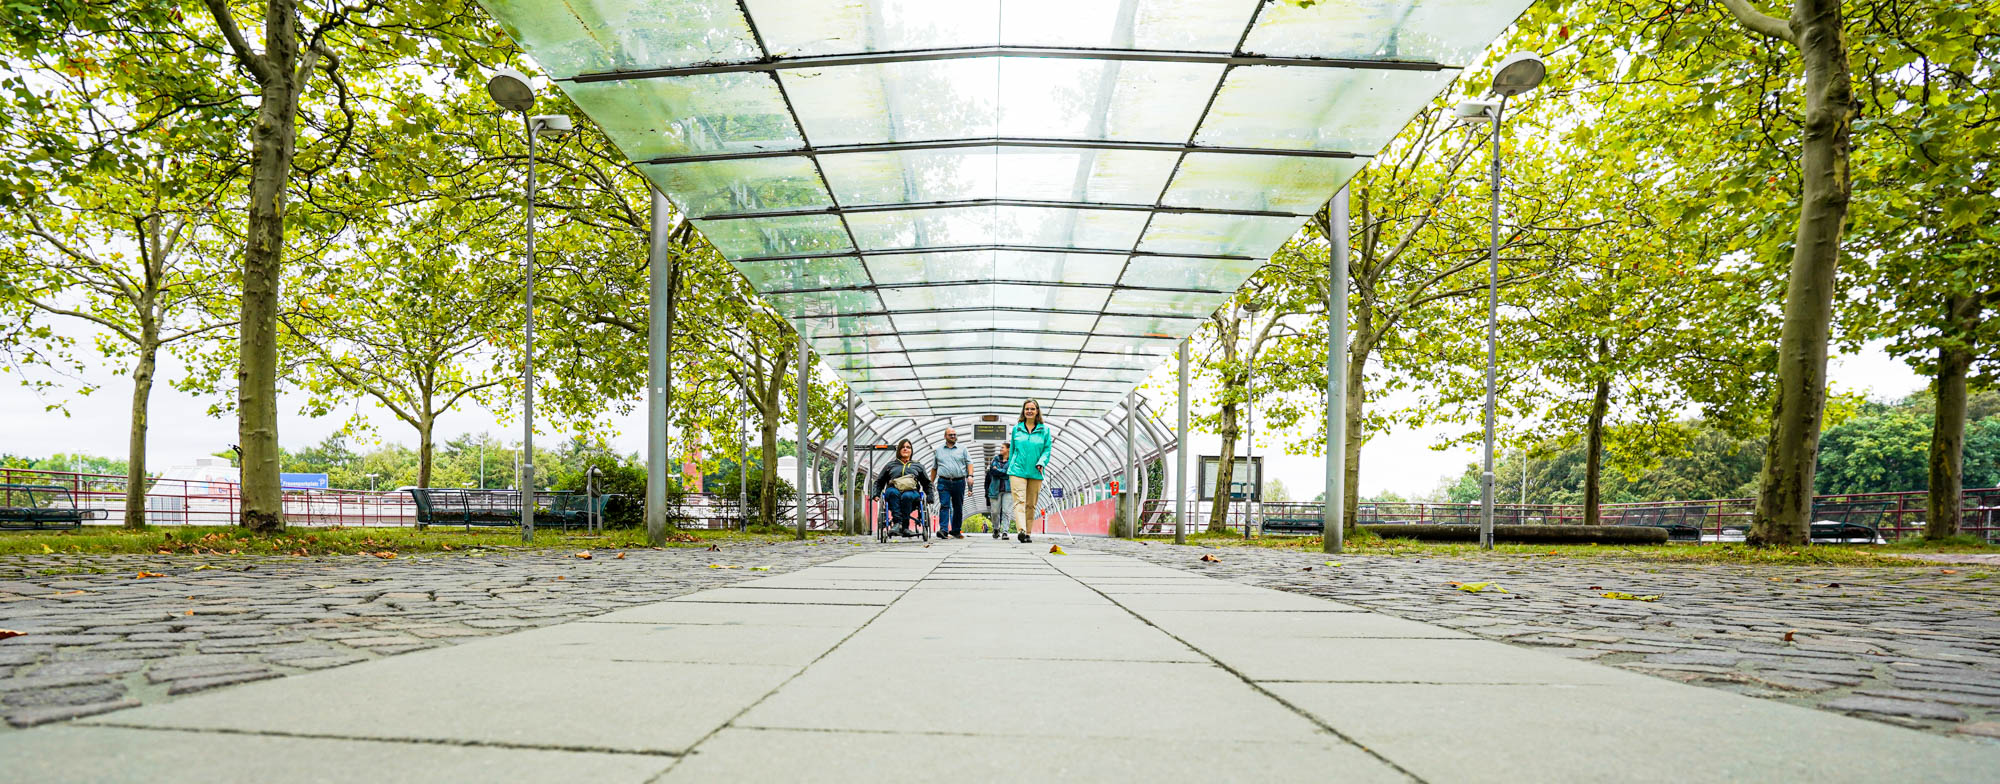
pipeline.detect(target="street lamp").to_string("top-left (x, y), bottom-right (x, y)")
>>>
top-left (1240, 300), bottom-right (1262, 541)
top-left (365, 473), bottom-right (382, 492)
top-left (1456, 52), bottom-right (1545, 551)
top-left (486, 67), bottom-right (572, 544)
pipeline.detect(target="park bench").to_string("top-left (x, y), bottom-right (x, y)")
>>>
top-left (409, 488), bottom-right (602, 531)
top-left (0, 484), bottom-right (105, 531)
top-left (1617, 504), bottom-right (1710, 542)
top-left (1809, 499), bottom-right (1891, 543)
top-left (1261, 514), bottom-right (1324, 535)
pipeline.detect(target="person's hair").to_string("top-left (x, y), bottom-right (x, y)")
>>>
top-left (1019, 399), bottom-right (1043, 429)
top-left (895, 438), bottom-right (913, 459)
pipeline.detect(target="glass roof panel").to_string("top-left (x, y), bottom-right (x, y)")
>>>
top-left (642, 157), bottom-right (832, 218)
top-left (997, 0), bottom-right (1257, 51)
top-left (814, 333), bottom-right (904, 355)
top-left (1162, 153), bottom-right (1367, 215)
top-left (818, 147), bottom-right (1179, 206)
top-left (1137, 213), bottom-right (1304, 258)
top-left (830, 352), bottom-right (908, 369)
top-left (992, 251), bottom-right (1126, 285)
top-left (879, 284), bottom-right (993, 312)
top-left (1117, 255), bottom-right (1263, 290)
top-left (996, 331), bottom-right (1087, 350)
top-left (1093, 314), bottom-right (1200, 337)
top-left (847, 206), bottom-right (1150, 251)
top-left (1195, 66), bottom-right (1461, 152)
top-left (844, 364), bottom-right (917, 381)
top-left (897, 332), bottom-right (999, 351)
top-left (745, 0), bottom-right (998, 57)
top-left (993, 348), bottom-right (1076, 365)
top-left (696, 214), bottom-right (853, 259)
top-left (992, 310), bottom-right (1099, 333)
top-left (782, 60), bottom-right (999, 147)
top-left (864, 251), bottom-right (995, 285)
top-left (850, 379), bottom-right (925, 392)
top-left (808, 314), bottom-right (897, 336)
top-left (733, 257), bottom-right (870, 290)
top-left (563, 73), bottom-right (801, 160)
top-left (479, 0), bottom-right (761, 79)
top-left (1067, 366), bottom-right (1149, 382)
top-left (1241, 0), bottom-right (1537, 65)
top-left (1084, 335), bottom-right (1180, 355)
top-left (996, 59), bottom-right (1221, 143)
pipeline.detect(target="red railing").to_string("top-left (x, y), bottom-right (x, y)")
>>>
top-left (1139, 488), bottom-right (2000, 542)
top-left (1, 468), bottom-right (847, 531)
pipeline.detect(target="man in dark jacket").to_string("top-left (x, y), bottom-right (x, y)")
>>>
top-left (872, 439), bottom-right (933, 536)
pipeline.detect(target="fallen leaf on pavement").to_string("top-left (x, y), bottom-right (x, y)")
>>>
top-left (1454, 582), bottom-right (1508, 593)
top-left (1325, 561), bottom-right (1341, 567)
top-left (0, 629), bottom-right (24, 640)
top-left (40, 544), bottom-right (53, 554)
top-left (1049, 545), bottom-right (1066, 555)
top-left (1199, 554), bottom-right (1220, 562)
top-left (1783, 630), bottom-right (1797, 642)
top-left (555, 576), bottom-right (565, 580)
top-left (574, 551), bottom-right (592, 560)
top-left (441, 544), bottom-right (453, 551)
top-left (1942, 569), bottom-right (1959, 574)
top-left (134, 572), bottom-right (166, 579)
top-left (1304, 566), bottom-right (1314, 571)
top-left (1826, 583), bottom-right (1842, 588)
top-left (751, 566), bottom-right (771, 571)
top-left (371, 551), bottom-right (397, 559)
top-left (1601, 591), bottom-right (1661, 602)
top-left (615, 552), bottom-right (626, 559)
top-left (706, 545), bottom-right (720, 552)
top-left (185, 610), bottom-right (194, 616)
top-left (1589, 585), bottom-right (1603, 590)
top-left (191, 565), bottom-right (217, 571)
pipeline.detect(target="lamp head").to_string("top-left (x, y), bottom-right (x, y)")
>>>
top-left (486, 67), bottom-right (536, 113)
top-left (530, 114), bottom-right (574, 136)
top-left (1490, 52), bottom-right (1546, 97)
top-left (1454, 99), bottom-right (1500, 123)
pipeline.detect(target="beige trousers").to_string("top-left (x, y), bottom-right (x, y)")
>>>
top-left (1010, 477), bottom-right (1042, 534)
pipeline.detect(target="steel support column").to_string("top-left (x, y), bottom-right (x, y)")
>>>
top-left (796, 330), bottom-right (810, 540)
top-left (1325, 187), bottom-right (1350, 555)
top-left (844, 390), bottom-right (856, 535)
top-left (644, 187), bottom-right (673, 546)
top-left (1177, 340), bottom-right (1190, 545)
top-left (1124, 393), bottom-right (1137, 538)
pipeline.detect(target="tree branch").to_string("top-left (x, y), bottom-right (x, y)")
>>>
top-left (1716, 0), bottom-right (1798, 44)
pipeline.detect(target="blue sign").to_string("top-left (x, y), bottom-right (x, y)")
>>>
top-left (1050, 487), bottom-right (1064, 499)
top-left (281, 473), bottom-right (329, 490)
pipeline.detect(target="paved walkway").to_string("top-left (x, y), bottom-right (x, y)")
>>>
top-left (4, 538), bottom-right (1997, 782)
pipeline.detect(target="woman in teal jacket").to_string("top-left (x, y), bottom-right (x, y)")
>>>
top-left (1006, 399), bottom-right (1054, 543)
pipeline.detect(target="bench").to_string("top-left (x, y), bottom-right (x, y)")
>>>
top-left (0, 484), bottom-right (105, 530)
top-left (1810, 499), bottom-right (1891, 543)
top-left (1261, 515), bottom-right (1324, 535)
top-left (1616, 505), bottom-right (1710, 542)
top-left (409, 488), bottom-right (595, 531)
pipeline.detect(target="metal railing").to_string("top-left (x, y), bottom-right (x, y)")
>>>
top-left (1138, 488), bottom-right (2000, 542)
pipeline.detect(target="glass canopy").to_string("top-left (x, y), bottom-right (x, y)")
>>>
top-left (479, 0), bottom-right (1534, 420)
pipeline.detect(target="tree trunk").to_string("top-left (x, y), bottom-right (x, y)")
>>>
top-left (1207, 400), bottom-right (1238, 534)
top-left (416, 417), bottom-right (435, 490)
top-left (759, 377), bottom-right (780, 527)
top-left (124, 336), bottom-right (159, 529)
top-left (1583, 355), bottom-right (1610, 527)
top-left (1748, 0), bottom-right (1855, 548)
top-left (235, 6), bottom-right (308, 534)
top-left (1340, 323), bottom-right (1375, 535)
top-left (1925, 292), bottom-right (1976, 540)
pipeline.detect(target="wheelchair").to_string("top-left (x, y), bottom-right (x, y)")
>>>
top-left (875, 492), bottom-right (932, 543)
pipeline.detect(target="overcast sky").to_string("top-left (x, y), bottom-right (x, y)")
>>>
top-left (2, 312), bottom-right (1927, 499)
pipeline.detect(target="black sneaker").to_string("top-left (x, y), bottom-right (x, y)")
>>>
top-left (991, 531), bottom-right (1001, 539)
top-left (1017, 532), bottom-right (1031, 543)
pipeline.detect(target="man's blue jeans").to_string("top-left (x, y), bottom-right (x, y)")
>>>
top-left (936, 477), bottom-right (965, 535)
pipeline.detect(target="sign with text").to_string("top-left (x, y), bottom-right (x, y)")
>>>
top-left (280, 473), bottom-right (328, 490)
top-left (1050, 487), bottom-right (1064, 499)
top-left (973, 424), bottom-right (1006, 441)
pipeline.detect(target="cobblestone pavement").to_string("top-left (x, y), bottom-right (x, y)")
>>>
top-left (1076, 538), bottom-right (2000, 742)
top-left (0, 538), bottom-right (864, 730)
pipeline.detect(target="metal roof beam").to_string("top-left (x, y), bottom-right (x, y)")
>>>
top-left (571, 45), bottom-right (1454, 83)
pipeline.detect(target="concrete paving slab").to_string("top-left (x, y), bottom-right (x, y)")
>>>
top-left (1139, 609), bottom-right (1477, 640)
top-left (666, 587), bottom-right (898, 605)
top-left (589, 601), bottom-right (882, 627)
top-left (480, 620), bottom-right (856, 666)
top-left (1269, 681), bottom-right (2000, 783)
top-left (80, 651), bottom-right (798, 754)
top-left (660, 727), bottom-right (1409, 783)
top-left (739, 658), bottom-right (1327, 741)
top-left (1190, 636), bottom-right (1640, 684)
top-left (0, 725), bottom-right (674, 783)
top-left (1107, 590), bottom-right (1366, 612)
top-left (837, 611), bottom-right (1202, 663)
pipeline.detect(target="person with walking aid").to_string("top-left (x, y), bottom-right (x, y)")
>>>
top-left (931, 427), bottom-right (969, 539)
top-left (1007, 399), bottom-right (1054, 544)
top-left (873, 439), bottom-right (933, 537)
top-left (986, 443), bottom-right (1012, 539)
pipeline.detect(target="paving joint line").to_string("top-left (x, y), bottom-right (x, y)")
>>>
top-left (81, 720), bottom-right (682, 758)
top-left (646, 552), bottom-right (954, 784)
top-left (1054, 548), bottom-right (1432, 784)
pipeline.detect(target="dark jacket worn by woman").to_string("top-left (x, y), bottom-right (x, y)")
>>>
top-left (873, 459), bottom-right (934, 500)
top-left (985, 458), bottom-right (1010, 501)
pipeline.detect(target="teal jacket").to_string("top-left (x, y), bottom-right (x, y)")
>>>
top-left (1006, 421), bottom-right (1054, 481)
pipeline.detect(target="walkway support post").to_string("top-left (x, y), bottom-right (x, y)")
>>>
top-left (644, 187), bottom-right (673, 546)
top-left (796, 330), bottom-right (810, 540)
top-left (1324, 187), bottom-right (1349, 555)
top-left (1479, 98), bottom-right (1507, 551)
top-left (1177, 340), bottom-right (1189, 545)
top-left (844, 390), bottom-right (855, 535)
top-left (1125, 391), bottom-right (1137, 538)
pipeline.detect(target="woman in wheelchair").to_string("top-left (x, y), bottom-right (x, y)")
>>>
top-left (872, 438), bottom-right (934, 535)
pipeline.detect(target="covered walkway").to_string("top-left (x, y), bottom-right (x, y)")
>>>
top-left (7, 538), bottom-right (1996, 782)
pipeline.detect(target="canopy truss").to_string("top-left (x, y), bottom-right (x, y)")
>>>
top-left (478, 0), bottom-right (1534, 422)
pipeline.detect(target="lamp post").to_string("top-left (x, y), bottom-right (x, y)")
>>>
top-left (1241, 300), bottom-right (1262, 540)
top-left (1455, 52), bottom-right (1545, 551)
top-left (486, 67), bottom-right (572, 544)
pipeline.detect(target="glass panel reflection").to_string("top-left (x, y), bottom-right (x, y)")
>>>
top-left (1162, 153), bottom-right (1365, 215)
top-left (643, 157), bottom-right (832, 218)
top-left (1195, 66), bottom-right (1460, 152)
top-left (733, 257), bottom-right (870, 290)
top-left (563, 74), bottom-right (802, 160)
top-left (1241, 0), bottom-right (1536, 65)
top-left (697, 214), bottom-right (854, 259)
top-left (480, 0), bottom-right (761, 79)
top-left (1137, 213), bottom-right (1304, 258)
